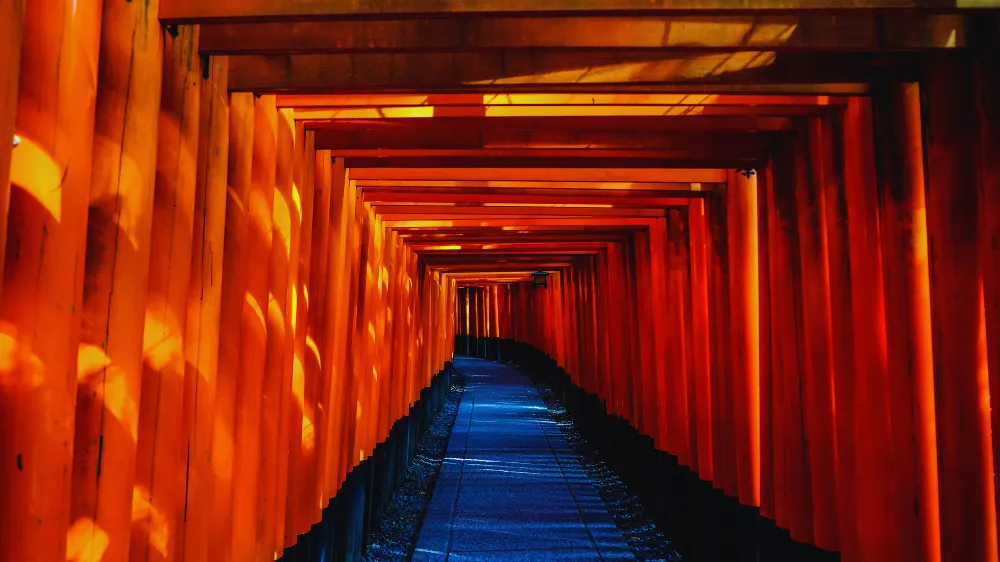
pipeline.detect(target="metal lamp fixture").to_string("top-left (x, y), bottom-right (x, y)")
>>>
top-left (531, 271), bottom-right (549, 289)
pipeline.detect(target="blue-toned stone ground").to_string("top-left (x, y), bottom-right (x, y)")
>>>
top-left (412, 358), bottom-right (636, 561)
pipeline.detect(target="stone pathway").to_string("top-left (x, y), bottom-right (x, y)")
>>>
top-left (413, 358), bottom-right (635, 561)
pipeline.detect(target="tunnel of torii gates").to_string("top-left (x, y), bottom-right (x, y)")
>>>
top-left (1, 1), bottom-right (1000, 562)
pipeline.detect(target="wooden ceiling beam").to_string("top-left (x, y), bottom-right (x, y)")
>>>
top-left (384, 217), bottom-right (653, 227)
top-left (307, 116), bottom-right (793, 132)
top-left (160, 0), bottom-right (995, 23)
top-left (343, 156), bottom-right (757, 168)
top-left (350, 168), bottom-right (726, 182)
top-left (314, 129), bottom-right (767, 150)
top-left (362, 192), bottom-right (695, 206)
top-left (401, 232), bottom-right (627, 241)
top-left (374, 207), bottom-right (668, 219)
top-left (296, 106), bottom-right (823, 119)
top-left (355, 179), bottom-right (713, 190)
top-left (227, 51), bottom-right (914, 93)
top-left (278, 93), bottom-right (845, 107)
top-left (200, 14), bottom-right (966, 53)
top-left (410, 242), bottom-right (612, 250)
top-left (334, 149), bottom-right (759, 159)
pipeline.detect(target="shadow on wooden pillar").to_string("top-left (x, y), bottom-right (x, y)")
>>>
top-left (871, 79), bottom-right (941, 562)
top-left (975, 25), bottom-right (1000, 555)
top-left (1, 0), bottom-right (101, 560)
top-left (184, 54), bottom-right (230, 562)
top-left (795, 120), bottom-right (840, 553)
top-left (73, 0), bottom-right (164, 559)
top-left (133, 23), bottom-right (201, 562)
top-left (767, 132), bottom-right (815, 548)
top-left (0, 0), bottom-right (24, 288)
top-left (922, 51), bottom-right (998, 562)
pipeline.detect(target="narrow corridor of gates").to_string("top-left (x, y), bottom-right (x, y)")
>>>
top-left (2, 3), bottom-right (1000, 562)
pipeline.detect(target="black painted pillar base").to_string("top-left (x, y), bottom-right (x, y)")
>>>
top-left (277, 363), bottom-right (455, 562)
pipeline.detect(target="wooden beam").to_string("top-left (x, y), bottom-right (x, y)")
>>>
top-left (306, 116), bottom-right (794, 132)
top-left (343, 155), bottom-right (756, 168)
top-left (411, 242), bottom-right (612, 251)
top-left (227, 51), bottom-right (913, 93)
top-left (313, 129), bottom-right (767, 151)
top-left (355, 179), bottom-right (713, 191)
top-left (349, 168), bottom-right (726, 182)
top-left (362, 192), bottom-right (695, 206)
top-left (160, 0), bottom-right (997, 23)
top-left (373, 205), bottom-right (668, 218)
top-left (334, 149), bottom-right (760, 160)
top-left (384, 217), bottom-right (654, 227)
top-left (277, 93), bottom-right (846, 107)
top-left (296, 106), bottom-right (821, 119)
top-left (200, 15), bottom-right (965, 53)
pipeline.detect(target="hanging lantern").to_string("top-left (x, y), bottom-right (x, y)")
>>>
top-left (531, 271), bottom-right (549, 289)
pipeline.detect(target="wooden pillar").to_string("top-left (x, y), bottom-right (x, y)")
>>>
top-left (229, 94), bottom-right (276, 561)
top-left (688, 199), bottom-right (714, 482)
top-left (286, 128), bottom-right (315, 539)
top-left (872, 80), bottom-right (940, 562)
top-left (305, 150), bottom-right (332, 522)
top-left (337, 191), bottom-right (363, 489)
top-left (132, 24), bottom-right (201, 562)
top-left (976, 42), bottom-right (1000, 555)
top-left (210, 91), bottom-right (254, 562)
top-left (321, 160), bottom-right (352, 496)
top-left (767, 134), bottom-right (814, 544)
top-left (668, 211), bottom-right (693, 465)
top-left (810, 113), bottom-right (857, 559)
top-left (726, 171), bottom-right (761, 508)
top-left (72, 0), bottom-right (163, 559)
top-left (0, 0), bottom-right (25, 291)
top-left (182, 54), bottom-right (229, 562)
top-left (363, 216), bottom-right (385, 460)
top-left (259, 107), bottom-right (297, 561)
top-left (753, 169), bottom-right (774, 520)
top-left (841, 96), bottom-right (893, 562)
top-left (792, 124), bottom-right (840, 551)
top-left (633, 231), bottom-right (656, 438)
top-left (623, 242), bottom-right (642, 425)
top-left (922, 53), bottom-right (997, 562)
top-left (0, 0), bottom-right (101, 559)
top-left (350, 209), bottom-right (374, 465)
top-left (706, 187), bottom-right (737, 497)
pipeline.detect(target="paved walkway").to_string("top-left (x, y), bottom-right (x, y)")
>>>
top-left (413, 358), bottom-right (635, 561)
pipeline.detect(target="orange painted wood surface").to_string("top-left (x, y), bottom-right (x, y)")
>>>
top-left (0, 0), bottom-right (25, 295)
top-left (725, 171), bottom-right (760, 509)
top-left (286, 127), bottom-right (315, 543)
top-left (269, 107), bottom-right (299, 559)
top-left (4, 10), bottom-right (1000, 562)
top-left (210, 91), bottom-right (254, 562)
top-left (978, 49), bottom-right (1000, 562)
top-left (923, 53), bottom-right (998, 562)
top-left (229, 94), bottom-right (276, 562)
top-left (133, 24), bottom-right (201, 562)
top-left (72, 1), bottom-right (164, 559)
top-left (840, 96), bottom-right (892, 562)
top-left (794, 123), bottom-right (839, 551)
top-left (1, 1), bottom-right (102, 560)
top-left (872, 82), bottom-right (941, 562)
top-left (182, 54), bottom-right (229, 562)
